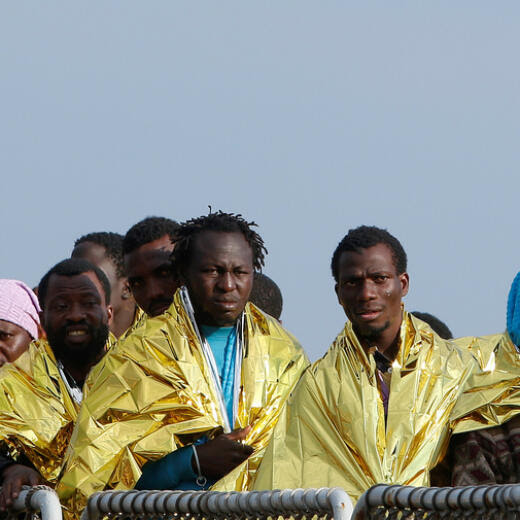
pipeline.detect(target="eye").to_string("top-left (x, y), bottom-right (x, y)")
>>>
top-left (373, 275), bottom-right (389, 284)
top-left (130, 279), bottom-right (142, 289)
top-left (158, 268), bottom-right (172, 278)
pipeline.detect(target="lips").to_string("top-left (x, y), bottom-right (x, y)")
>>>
top-left (356, 309), bottom-right (383, 321)
top-left (65, 325), bottom-right (90, 343)
top-left (214, 300), bottom-right (239, 310)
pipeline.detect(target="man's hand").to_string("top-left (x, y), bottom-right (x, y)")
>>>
top-left (195, 426), bottom-right (254, 479)
top-left (0, 464), bottom-right (43, 511)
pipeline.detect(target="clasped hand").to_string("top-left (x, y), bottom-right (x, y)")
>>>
top-left (194, 426), bottom-right (254, 479)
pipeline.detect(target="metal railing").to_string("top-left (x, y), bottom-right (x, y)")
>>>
top-left (0, 486), bottom-right (62, 520)
top-left (352, 483), bottom-right (520, 519)
top-left (81, 487), bottom-right (353, 520)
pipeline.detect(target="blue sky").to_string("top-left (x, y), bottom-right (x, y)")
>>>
top-left (2, 2), bottom-right (519, 360)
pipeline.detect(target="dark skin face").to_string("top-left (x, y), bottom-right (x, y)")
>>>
top-left (335, 243), bottom-right (409, 358)
top-left (125, 235), bottom-right (178, 317)
top-left (0, 320), bottom-right (32, 366)
top-left (182, 231), bottom-right (254, 327)
top-left (41, 272), bottom-right (112, 385)
top-left (72, 242), bottom-right (135, 337)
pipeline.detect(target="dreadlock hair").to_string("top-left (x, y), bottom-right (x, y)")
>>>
top-left (38, 258), bottom-right (111, 309)
top-left (171, 211), bottom-right (267, 276)
top-left (123, 217), bottom-right (180, 256)
top-left (331, 225), bottom-right (407, 282)
top-left (412, 312), bottom-right (453, 340)
top-left (73, 231), bottom-right (125, 278)
top-left (249, 272), bottom-right (283, 320)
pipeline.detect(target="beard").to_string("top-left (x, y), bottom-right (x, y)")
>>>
top-left (47, 321), bottom-right (109, 369)
top-left (356, 320), bottom-right (391, 342)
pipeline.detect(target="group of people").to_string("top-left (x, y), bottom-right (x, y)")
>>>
top-left (1, 211), bottom-right (520, 519)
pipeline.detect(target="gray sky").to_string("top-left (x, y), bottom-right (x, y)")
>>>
top-left (2, 2), bottom-right (519, 360)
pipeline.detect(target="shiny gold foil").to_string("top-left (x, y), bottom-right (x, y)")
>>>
top-left (0, 340), bottom-right (79, 484)
top-left (57, 290), bottom-right (308, 517)
top-left (252, 312), bottom-right (520, 503)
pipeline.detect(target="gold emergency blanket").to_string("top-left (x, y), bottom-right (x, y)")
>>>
top-left (0, 340), bottom-right (79, 484)
top-left (252, 312), bottom-right (520, 502)
top-left (57, 290), bottom-right (309, 516)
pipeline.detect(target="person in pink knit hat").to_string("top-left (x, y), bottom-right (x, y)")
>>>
top-left (0, 279), bottom-right (42, 366)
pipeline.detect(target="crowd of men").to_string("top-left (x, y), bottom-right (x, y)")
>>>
top-left (1, 211), bottom-right (520, 519)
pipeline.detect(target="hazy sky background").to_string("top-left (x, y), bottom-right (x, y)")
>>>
top-left (2, 2), bottom-right (519, 360)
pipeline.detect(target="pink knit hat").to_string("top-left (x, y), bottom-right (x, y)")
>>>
top-left (0, 279), bottom-right (41, 339)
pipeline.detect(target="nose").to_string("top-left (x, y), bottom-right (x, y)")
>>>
top-left (217, 272), bottom-right (236, 292)
top-left (146, 278), bottom-right (166, 301)
top-left (358, 279), bottom-right (377, 301)
top-left (67, 302), bottom-right (87, 321)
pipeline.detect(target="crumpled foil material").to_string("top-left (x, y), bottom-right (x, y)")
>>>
top-left (252, 311), bottom-right (520, 502)
top-left (57, 290), bottom-right (308, 518)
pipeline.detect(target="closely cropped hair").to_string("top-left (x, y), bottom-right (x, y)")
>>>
top-left (249, 272), bottom-right (283, 320)
top-left (38, 258), bottom-right (111, 309)
top-left (331, 225), bottom-right (407, 282)
top-left (171, 211), bottom-right (267, 275)
top-left (123, 217), bottom-right (180, 255)
top-left (412, 311), bottom-right (453, 340)
top-left (74, 231), bottom-right (125, 278)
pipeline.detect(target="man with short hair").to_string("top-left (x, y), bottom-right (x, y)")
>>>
top-left (0, 279), bottom-right (42, 366)
top-left (252, 225), bottom-right (520, 501)
top-left (72, 231), bottom-right (140, 338)
top-left (249, 272), bottom-right (283, 321)
top-left (0, 259), bottom-right (112, 510)
top-left (411, 311), bottom-right (453, 339)
top-left (123, 216), bottom-right (180, 317)
top-left (58, 212), bottom-right (308, 514)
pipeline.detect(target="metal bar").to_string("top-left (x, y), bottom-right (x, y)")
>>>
top-left (81, 487), bottom-right (354, 520)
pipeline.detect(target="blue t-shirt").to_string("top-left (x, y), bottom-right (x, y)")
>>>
top-left (135, 325), bottom-right (237, 491)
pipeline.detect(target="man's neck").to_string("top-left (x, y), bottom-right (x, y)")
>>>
top-left (58, 351), bottom-right (105, 388)
top-left (357, 323), bottom-right (402, 362)
top-left (111, 305), bottom-right (138, 338)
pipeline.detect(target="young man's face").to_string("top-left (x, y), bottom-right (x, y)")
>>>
top-left (124, 235), bottom-right (178, 317)
top-left (335, 243), bottom-right (409, 341)
top-left (182, 231), bottom-right (254, 327)
top-left (41, 271), bottom-right (112, 366)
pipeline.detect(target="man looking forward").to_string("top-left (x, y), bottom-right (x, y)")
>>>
top-left (0, 259), bottom-right (112, 510)
top-left (58, 212), bottom-right (308, 515)
top-left (253, 225), bottom-right (520, 501)
top-left (123, 216), bottom-right (180, 317)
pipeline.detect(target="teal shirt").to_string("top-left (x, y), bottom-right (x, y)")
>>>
top-left (136, 325), bottom-right (237, 490)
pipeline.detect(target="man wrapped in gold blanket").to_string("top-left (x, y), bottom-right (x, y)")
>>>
top-left (58, 212), bottom-right (308, 517)
top-left (0, 259), bottom-right (113, 510)
top-left (253, 226), bottom-right (520, 502)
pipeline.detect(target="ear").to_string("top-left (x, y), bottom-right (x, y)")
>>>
top-left (106, 305), bottom-right (114, 325)
top-left (37, 322), bottom-right (46, 340)
top-left (334, 282), bottom-right (342, 305)
top-left (399, 272), bottom-right (410, 297)
top-left (121, 279), bottom-right (132, 300)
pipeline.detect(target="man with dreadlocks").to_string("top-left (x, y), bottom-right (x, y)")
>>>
top-left (72, 231), bottom-right (141, 339)
top-left (58, 211), bottom-right (309, 518)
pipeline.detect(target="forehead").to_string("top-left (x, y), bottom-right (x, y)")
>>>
top-left (0, 319), bottom-right (27, 335)
top-left (45, 272), bottom-right (106, 303)
top-left (124, 235), bottom-right (173, 277)
top-left (72, 242), bottom-right (107, 263)
top-left (191, 231), bottom-right (253, 264)
top-left (338, 243), bottom-right (397, 276)
top-left (73, 242), bottom-right (117, 282)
